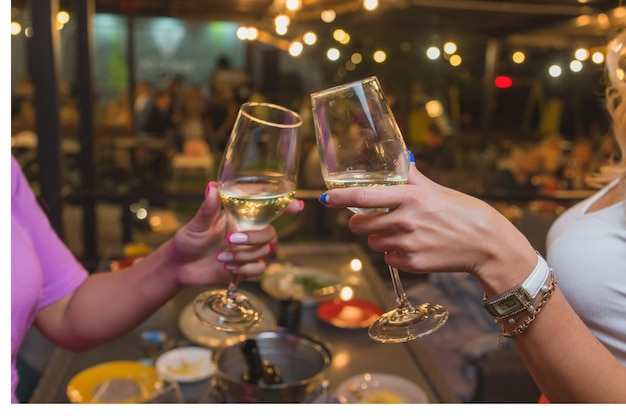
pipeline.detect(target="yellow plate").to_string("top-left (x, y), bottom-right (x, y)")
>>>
top-left (67, 361), bottom-right (164, 404)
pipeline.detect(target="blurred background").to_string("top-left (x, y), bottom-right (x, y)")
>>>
top-left (9, 0), bottom-right (625, 270)
top-left (10, 0), bottom-right (626, 404)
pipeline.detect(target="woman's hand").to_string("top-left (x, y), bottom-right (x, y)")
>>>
top-left (170, 181), bottom-right (304, 287)
top-left (319, 165), bottom-right (536, 291)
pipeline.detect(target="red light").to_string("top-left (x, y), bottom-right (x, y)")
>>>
top-left (495, 76), bottom-right (513, 88)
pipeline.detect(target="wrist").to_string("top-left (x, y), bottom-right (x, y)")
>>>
top-left (152, 240), bottom-right (186, 291)
top-left (477, 237), bottom-right (538, 297)
top-left (481, 252), bottom-right (551, 320)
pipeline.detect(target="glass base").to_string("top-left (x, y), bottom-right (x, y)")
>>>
top-left (193, 289), bottom-right (262, 333)
top-left (368, 303), bottom-right (448, 343)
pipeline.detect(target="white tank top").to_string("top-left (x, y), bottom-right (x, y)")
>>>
top-left (546, 178), bottom-right (626, 365)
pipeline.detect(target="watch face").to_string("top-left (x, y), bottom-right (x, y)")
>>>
top-left (493, 296), bottom-right (524, 315)
top-left (483, 288), bottom-right (533, 320)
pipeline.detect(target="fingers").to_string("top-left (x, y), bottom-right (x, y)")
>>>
top-left (185, 181), bottom-right (223, 233)
top-left (224, 258), bottom-right (268, 277)
top-left (318, 184), bottom-right (407, 210)
top-left (285, 198), bottom-right (305, 214)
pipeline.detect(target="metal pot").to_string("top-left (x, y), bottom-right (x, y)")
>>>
top-left (210, 330), bottom-right (332, 403)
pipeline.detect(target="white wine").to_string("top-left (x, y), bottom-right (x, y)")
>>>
top-left (220, 177), bottom-right (296, 230)
top-left (324, 171), bottom-right (407, 214)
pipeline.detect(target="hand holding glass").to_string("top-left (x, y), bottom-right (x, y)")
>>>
top-left (193, 102), bottom-right (302, 333)
top-left (311, 76), bottom-right (448, 342)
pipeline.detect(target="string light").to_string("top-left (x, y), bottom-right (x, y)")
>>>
top-left (548, 64), bottom-right (562, 77)
top-left (321, 9), bottom-right (336, 23)
top-left (443, 42), bottom-right (457, 55)
top-left (285, 0), bottom-right (301, 12)
top-left (426, 46), bottom-right (441, 60)
top-left (373, 50), bottom-right (386, 63)
top-left (363, 0), bottom-right (379, 11)
top-left (289, 41), bottom-right (303, 56)
top-left (327, 47), bottom-right (340, 61)
top-left (569, 60), bottom-right (583, 72)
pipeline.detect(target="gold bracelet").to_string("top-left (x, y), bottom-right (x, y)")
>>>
top-left (498, 272), bottom-right (557, 346)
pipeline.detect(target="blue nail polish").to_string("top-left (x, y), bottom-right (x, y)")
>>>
top-left (318, 193), bottom-right (329, 205)
top-left (408, 150), bottom-right (415, 164)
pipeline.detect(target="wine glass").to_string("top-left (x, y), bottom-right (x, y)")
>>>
top-left (193, 102), bottom-right (302, 332)
top-left (310, 76), bottom-right (448, 343)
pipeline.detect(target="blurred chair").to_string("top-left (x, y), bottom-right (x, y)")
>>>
top-left (170, 138), bottom-right (215, 192)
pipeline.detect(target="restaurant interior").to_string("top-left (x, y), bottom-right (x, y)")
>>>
top-left (10, 0), bottom-right (626, 405)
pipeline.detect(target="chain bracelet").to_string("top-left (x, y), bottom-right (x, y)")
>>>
top-left (499, 273), bottom-right (557, 346)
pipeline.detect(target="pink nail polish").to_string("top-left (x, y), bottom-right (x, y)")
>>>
top-left (205, 183), bottom-right (211, 198)
top-left (299, 200), bottom-right (305, 210)
top-left (216, 252), bottom-right (233, 262)
top-left (228, 232), bottom-right (248, 244)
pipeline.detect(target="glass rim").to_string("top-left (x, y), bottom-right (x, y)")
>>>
top-left (239, 102), bottom-right (303, 128)
top-left (310, 75), bottom-right (380, 98)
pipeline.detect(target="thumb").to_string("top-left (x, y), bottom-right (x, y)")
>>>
top-left (185, 181), bottom-right (223, 233)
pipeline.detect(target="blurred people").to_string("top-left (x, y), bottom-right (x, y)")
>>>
top-left (103, 91), bottom-right (133, 133)
top-left (138, 89), bottom-right (174, 139)
top-left (178, 85), bottom-right (208, 142)
top-left (494, 142), bottom-right (542, 193)
top-left (413, 123), bottom-right (458, 183)
top-left (11, 74), bottom-right (35, 134)
top-left (205, 85), bottom-right (238, 153)
top-left (535, 132), bottom-right (567, 178)
top-left (559, 138), bottom-right (599, 190)
top-left (133, 80), bottom-right (154, 131)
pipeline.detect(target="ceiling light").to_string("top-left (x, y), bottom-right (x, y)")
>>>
top-left (57, 11), bottom-right (70, 24)
top-left (574, 48), bottom-right (589, 61)
top-left (363, 0), bottom-right (379, 11)
top-left (426, 46), bottom-right (441, 60)
top-left (321, 9), bottom-right (336, 23)
top-left (373, 50), bottom-right (386, 63)
top-left (303, 32), bottom-right (317, 45)
top-left (289, 41), bottom-right (303, 56)
top-left (11, 22), bottom-right (21, 35)
top-left (569, 60), bottom-right (583, 72)
top-left (425, 100), bottom-right (444, 118)
top-left (327, 48), bottom-right (340, 61)
top-left (275, 14), bottom-right (290, 28)
top-left (548, 65), bottom-right (562, 78)
top-left (443, 42), bottom-right (457, 54)
top-left (591, 51), bottom-right (604, 64)
top-left (512, 51), bottom-right (525, 64)
top-left (285, 0), bottom-right (301, 12)
top-left (449, 54), bottom-right (462, 66)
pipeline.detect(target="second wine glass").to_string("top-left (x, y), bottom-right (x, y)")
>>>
top-left (311, 76), bottom-right (448, 343)
top-left (193, 102), bottom-right (302, 333)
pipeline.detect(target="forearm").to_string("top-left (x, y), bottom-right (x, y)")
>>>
top-left (512, 290), bottom-right (626, 402)
top-left (38, 241), bottom-right (183, 351)
top-left (466, 212), bottom-right (626, 401)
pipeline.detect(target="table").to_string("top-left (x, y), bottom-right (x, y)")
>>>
top-left (29, 242), bottom-right (459, 403)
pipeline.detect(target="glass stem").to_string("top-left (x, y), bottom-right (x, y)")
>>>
top-left (226, 273), bottom-right (239, 301)
top-left (388, 264), bottom-right (412, 310)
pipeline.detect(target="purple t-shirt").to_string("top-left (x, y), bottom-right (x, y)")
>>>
top-left (11, 156), bottom-right (87, 403)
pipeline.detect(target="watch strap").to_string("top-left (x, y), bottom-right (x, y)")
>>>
top-left (482, 252), bottom-right (550, 321)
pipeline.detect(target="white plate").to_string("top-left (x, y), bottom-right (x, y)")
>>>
top-left (155, 346), bottom-right (214, 383)
top-left (260, 264), bottom-right (341, 307)
top-left (336, 373), bottom-right (429, 404)
top-left (178, 292), bottom-right (277, 349)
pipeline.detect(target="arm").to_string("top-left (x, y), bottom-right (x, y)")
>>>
top-left (319, 165), bottom-right (626, 402)
top-left (35, 183), bottom-right (303, 351)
